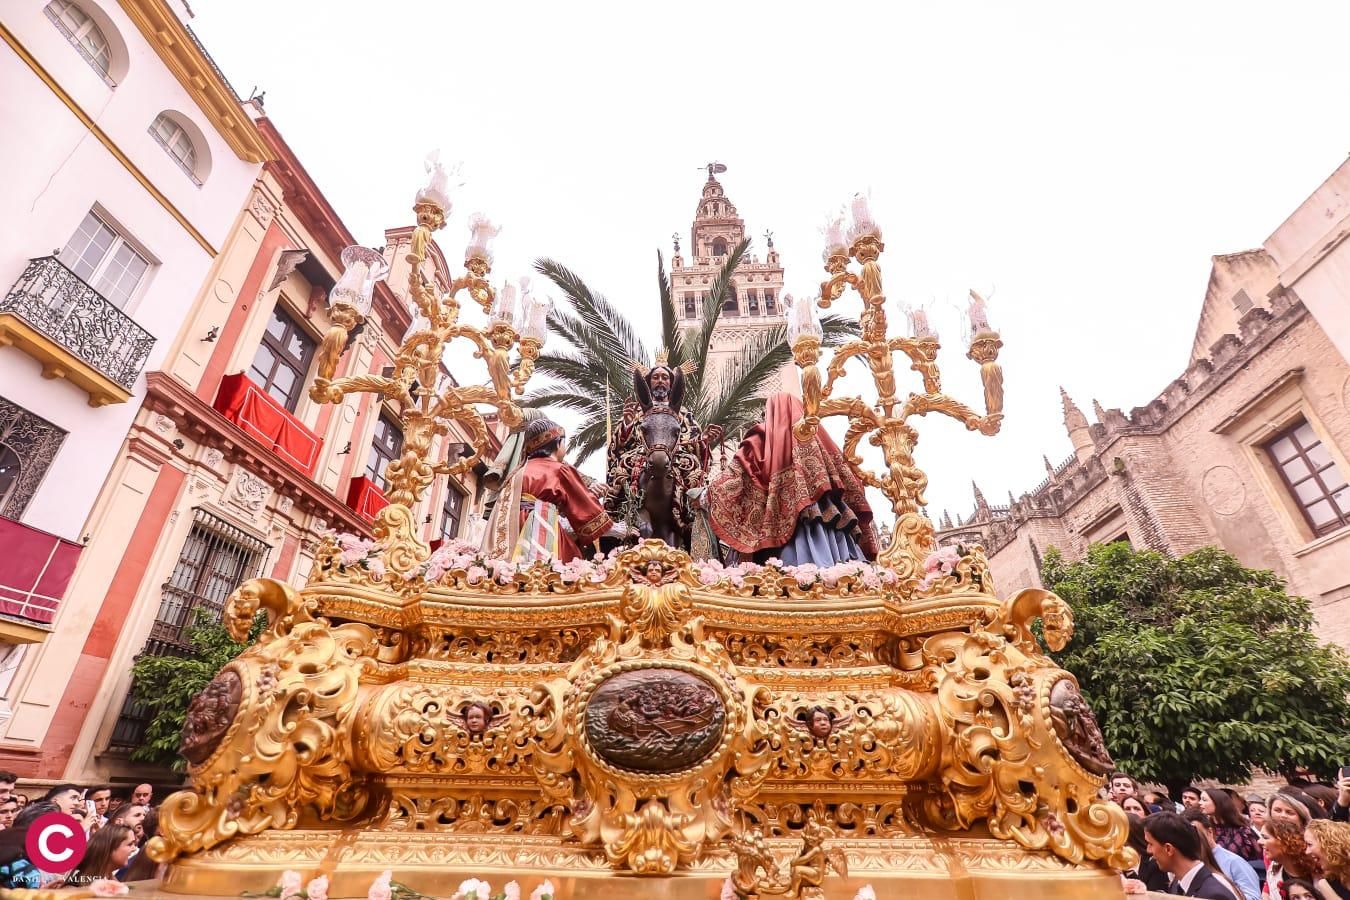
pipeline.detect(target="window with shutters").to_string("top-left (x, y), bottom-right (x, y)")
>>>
top-left (248, 306), bottom-right (316, 411)
top-left (60, 210), bottom-right (151, 309)
top-left (1265, 419), bottom-right (1350, 536)
top-left (440, 483), bottom-right (466, 542)
top-left (149, 112), bottom-right (202, 184)
top-left (45, 0), bottom-right (114, 83)
top-left (366, 414), bottom-right (403, 492)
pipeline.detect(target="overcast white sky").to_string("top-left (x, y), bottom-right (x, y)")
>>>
top-left (195, 1), bottom-right (1350, 523)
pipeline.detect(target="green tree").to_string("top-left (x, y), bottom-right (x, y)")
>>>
top-left (128, 611), bottom-right (263, 770)
top-left (530, 238), bottom-right (858, 463)
top-left (1041, 542), bottom-right (1350, 796)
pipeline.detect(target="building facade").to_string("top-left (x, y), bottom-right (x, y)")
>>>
top-left (669, 169), bottom-right (795, 396)
top-left (0, 87), bottom-right (495, 782)
top-left (0, 0), bottom-right (270, 726)
top-left (937, 247), bottom-right (1350, 649)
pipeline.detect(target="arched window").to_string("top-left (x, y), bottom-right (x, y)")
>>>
top-left (45, 1), bottom-right (114, 82)
top-left (0, 445), bottom-right (21, 513)
top-left (711, 238), bottom-right (728, 257)
top-left (149, 112), bottom-right (210, 184)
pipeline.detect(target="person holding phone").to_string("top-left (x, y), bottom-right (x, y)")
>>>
top-left (1331, 767), bottom-right (1350, 823)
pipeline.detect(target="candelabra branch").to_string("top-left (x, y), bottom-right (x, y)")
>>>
top-left (789, 220), bottom-right (1005, 581)
top-left (307, 190), bottom-right (537, 579)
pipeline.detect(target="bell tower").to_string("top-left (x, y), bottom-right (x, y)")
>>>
top-left (670, 164), bottom-right (794, 398)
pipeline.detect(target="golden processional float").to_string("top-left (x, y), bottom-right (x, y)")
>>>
top-left (145, 168), bottom-right (1134, 899)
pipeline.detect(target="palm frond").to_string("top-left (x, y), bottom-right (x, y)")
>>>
top-left (696, 325), bottom-right (794, 431)
top-left (820, 313), bottom-right (861, 346)
top-left (521, 389), bottom-right (605, 417)
top-left (536, 258), bottom-right (650, 373)
top-left (656, 249), bottom-right (686, 372)
top-left (679, 238), bottom-right (750, 406)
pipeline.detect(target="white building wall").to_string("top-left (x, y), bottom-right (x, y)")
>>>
top-left (0, 0), bottom-right (261, 539)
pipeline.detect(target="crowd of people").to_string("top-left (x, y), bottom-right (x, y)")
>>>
top-left (0, 773), bottom-right (164, 887)
top-left (1108, 771), bottom-right (1350, 898)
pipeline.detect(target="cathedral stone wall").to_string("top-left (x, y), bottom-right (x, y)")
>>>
top-left (953, 272), bottom-right (1350, 649)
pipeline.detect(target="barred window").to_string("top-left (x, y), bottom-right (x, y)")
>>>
top-left (109, 510), bottom-right (270, 751)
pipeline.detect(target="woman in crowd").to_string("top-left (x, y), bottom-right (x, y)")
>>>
top-left (1250, 798), bottom-right (1270, 830)
top-left (1122, 795), bottom-right (1148, 817)
top-left (0, 802), bottom-right (61, 888)
top-left (1287, 881), bottom-right (1323, 900)
top-left (118, 807), bottom-right (162, 882)
top-left (1202, 789), bottom-right (1262, 859)
top-left (1305, 820), bottom-right (1350, 899)
top-left (12, 795), bottom-right (26, 812)
top-left (66, 824), bottom-right (136, 883)
top-left (1121, 813), bottom-right (1170, 893)
top-left (1264, 819), bottom-right (1324, 897)
top-left (1273, 793), bottom-right (1320, 829)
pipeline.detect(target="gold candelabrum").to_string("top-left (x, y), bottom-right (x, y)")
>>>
top-left (789, 214), bottom-right (1004, 581)
top-left (306, 179), bottom-right (546, 577)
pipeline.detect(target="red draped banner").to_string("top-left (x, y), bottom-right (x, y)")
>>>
top-left (213, 373), bottom-right (323, 476)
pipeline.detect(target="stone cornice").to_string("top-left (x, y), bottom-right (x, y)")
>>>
top-left (114, 0), bottom-right (272, 164)
top-left (142, 371), bottom-right (372, 536)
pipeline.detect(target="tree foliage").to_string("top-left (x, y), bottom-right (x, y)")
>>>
top-left (530, 239), bottom-right (858, 463)
top-left (1041, 542), bottom-right (1350, 794)
top-left (128, 611), bottom-right (263, 770)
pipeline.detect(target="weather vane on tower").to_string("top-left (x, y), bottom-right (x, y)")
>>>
top-left (704, 161), bottom-right (727, 179)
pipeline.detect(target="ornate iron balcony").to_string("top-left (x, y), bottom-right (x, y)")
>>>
top-left (2, 256), bottom-right (156, 392)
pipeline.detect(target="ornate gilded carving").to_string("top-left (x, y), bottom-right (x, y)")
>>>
top-left (147, 578), bottom-right (378, 863)
top-left (729, 816), bottom-right (849, 899)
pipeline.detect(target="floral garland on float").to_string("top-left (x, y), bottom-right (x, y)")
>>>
top-left (323, 533), bottom-right (977, 598)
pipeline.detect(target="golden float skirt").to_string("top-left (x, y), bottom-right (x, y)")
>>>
top-left (149, 540), bottom-right (1132, 899)
top-left (161, 831), bottom-right (1124, 899)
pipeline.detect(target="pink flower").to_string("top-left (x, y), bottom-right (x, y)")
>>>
top-left (454, 878), bottom-right (491, 899)
top-left (89, 881), bottom-right (129, 897)
top-left (466, 565), bottom-right (488, 584)
top-left (278, 870), bottom-right (304, 900)
top-left (529, 881), bottom-right (555, 900)
top-left (853, 887), bottom-right (876, 900)
top-left (720, 876), bottom-right (739, 900)
top-left (305, 875), bottom-right (330, 900)
top-left (697, 568), bottom-right (720, 586)
top-left (367, 557), bottom-right (387, 580)
top-left (367, 870), bottom-right (393, 900)
top-left (502, 882), bottom-right (521, 900)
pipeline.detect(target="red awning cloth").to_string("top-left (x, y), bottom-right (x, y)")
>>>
top-left (346, 476), bottom-right (389, 522)
top-left (213, 373), bottom-right (323, 476)
top-left (0, 515), bottom-right (81, 628)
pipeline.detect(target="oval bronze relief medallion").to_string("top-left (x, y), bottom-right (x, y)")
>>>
top-left (584, 668), bottom-right (727, 774)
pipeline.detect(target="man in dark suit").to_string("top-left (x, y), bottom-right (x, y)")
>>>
top-left (1143, 812), bottom-right (1238, 899)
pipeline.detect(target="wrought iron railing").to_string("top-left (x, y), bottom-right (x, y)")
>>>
top-left (2, 256), bottom-right (156, 391)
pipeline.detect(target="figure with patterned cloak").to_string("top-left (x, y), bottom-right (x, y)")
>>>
top-left (483, 417), bottom-right (612, 563)
top-left (707, 393), bottom-right (880, 565)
